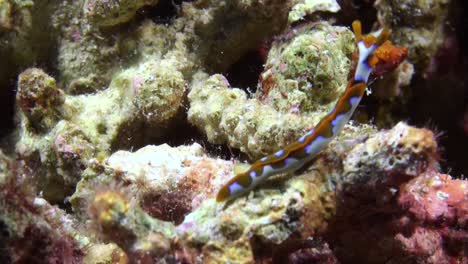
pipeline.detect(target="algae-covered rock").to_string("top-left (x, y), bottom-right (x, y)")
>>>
top-left (83, 243), bottom-right (128, 264)
top-left (0, 149), bottom-right (10, 185)
top-left (88, 188), bottom-right (176, 260)
top-left (15, 55), bottom-right (188, 202)
top-left (173, 122), bottom-right (451, 262)
top-left (343, 122), bottom-right (438, 181)
top-left (129, 59), bottom-right (186, 124)
top-left (0, 163), bottom-right (91, 263)
top-left (176, 173), bottom-right (334, 263)
top-left (288, 0), bottom-right (340, 23)
top-left (83, 0), bottom-right (160, 27)
top-left (16, 120), bottom-right (95, 202)
top-left (328, 123), bottom-right (467, 263)
top-left (188, 73), bottom-right (324, 159)
top-left (258, 22), bottom-right (355, 114)
top-left (16, 68), bottom-right (64, 133)
top-left (57, 35), bottom-right (122, 94)
top-left (57, 1), bottom-right (189, 93)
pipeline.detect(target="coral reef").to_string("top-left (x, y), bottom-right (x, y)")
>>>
top-left (0, 0), bottom-right (466, 263)
top-left (68, 118), bottom-right (468, 263)
top-left (16, 68), bottom-right (65, 132)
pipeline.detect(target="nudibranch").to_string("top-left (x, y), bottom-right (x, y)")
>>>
top-left (216, 21), bottom-right (395, 202)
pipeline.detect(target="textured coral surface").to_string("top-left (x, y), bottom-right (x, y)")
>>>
top-left (0, 0), bottom-right (467, 263)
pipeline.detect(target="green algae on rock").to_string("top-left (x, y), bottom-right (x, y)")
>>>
top-left (257, 22), bottom-right (355, 114)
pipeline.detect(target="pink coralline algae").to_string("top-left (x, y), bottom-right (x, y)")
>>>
top-left (396, 173), bottom-right (468, 260)
top-left (327, 140), bottom-right (468, 263)
top-left (400, 173), bottom-right (467, 227)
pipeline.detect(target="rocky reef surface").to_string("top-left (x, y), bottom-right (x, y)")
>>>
top-left (1, 0), bottom-right (466, 263)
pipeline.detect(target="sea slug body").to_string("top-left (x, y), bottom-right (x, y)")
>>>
top-left (216, 21), bottom-right (393, 202)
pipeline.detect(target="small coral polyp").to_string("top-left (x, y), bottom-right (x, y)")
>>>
top-left (90, 190), bottom-right (130, 229)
